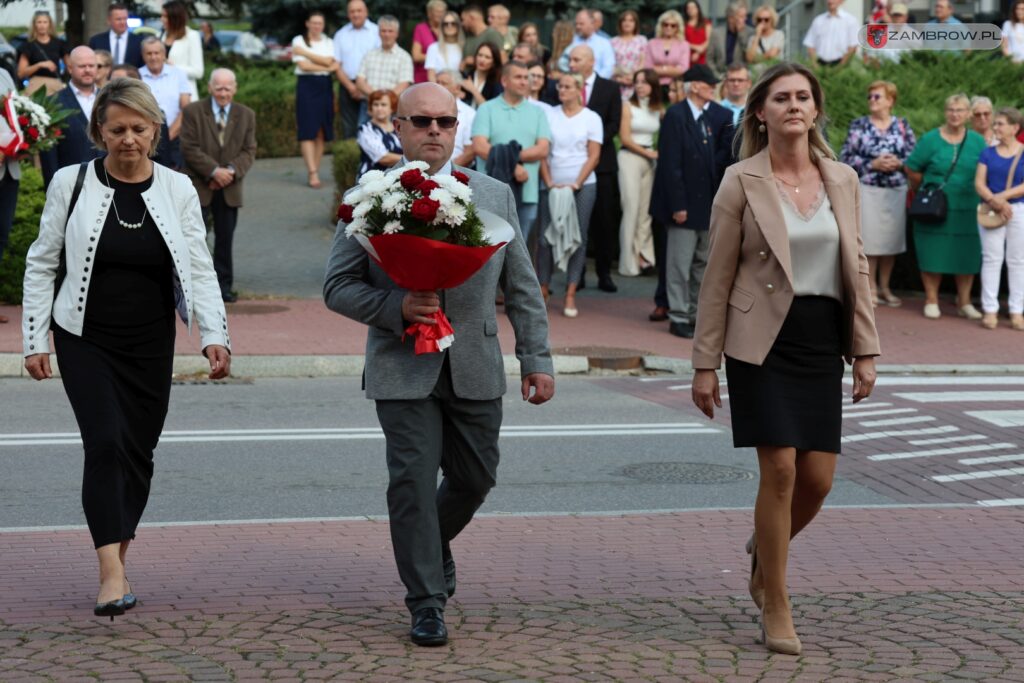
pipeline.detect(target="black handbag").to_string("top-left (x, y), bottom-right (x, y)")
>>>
top-left (908, 134), bottom-right (966, 224)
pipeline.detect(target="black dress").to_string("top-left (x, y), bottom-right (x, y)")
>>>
top-left (725, 296), bottom-right (845, 454)
top-left (53, 158), bottom-right (176, 549)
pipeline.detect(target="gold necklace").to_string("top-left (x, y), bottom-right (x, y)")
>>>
top-left (773, 172), bottom-right (807, 193)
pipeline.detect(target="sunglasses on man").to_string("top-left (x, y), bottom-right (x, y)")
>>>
top-left (396, 115), bottom-right (459, 129)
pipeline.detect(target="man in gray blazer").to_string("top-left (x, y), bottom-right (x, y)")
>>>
top-left (324, 82), bottom-right (555, 647)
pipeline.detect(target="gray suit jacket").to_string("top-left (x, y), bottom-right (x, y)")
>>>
top-left (707, 25), bottom-right (754, 77)
top-left (324, 165), bottom-right (554, 401)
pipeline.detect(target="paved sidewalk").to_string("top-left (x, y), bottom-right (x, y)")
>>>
top-left (2, 507), bottom-right (1022, 681)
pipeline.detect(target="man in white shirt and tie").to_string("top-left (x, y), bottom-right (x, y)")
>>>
top-left (88, 2), bottom-right (144, 68)
top-left (334, 0), bottom-right (381, 139)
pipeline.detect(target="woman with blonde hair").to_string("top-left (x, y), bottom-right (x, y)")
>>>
top-left (16, 10), bottom-right (69, 95)
top-left (426, 10), bottom-right (463, 82)
top-left (548, 20), bottom-right (575, 74)
top-left (971, 96), bottom-right (996, 146)
top-left (905, 93), bottom-right (986, 319)
top-left (746, 4), bottom-right (785, 70)
top-left (160, 1), bottom-right (204, 101)
top-left (413, 0), bottom-right (447, 83)
top-left (22, 77), bottom-right (230, 619)
top-left (645, 10), bottom-right (690, 94)
top-left (692, 62), bottom-right (879, 655)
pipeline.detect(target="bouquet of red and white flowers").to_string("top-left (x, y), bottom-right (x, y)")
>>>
top-left (337, 161), bottom-right (515, 354)
top-left (0, 88), bottom-right (74, 158)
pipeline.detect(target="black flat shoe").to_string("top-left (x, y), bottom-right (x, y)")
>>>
top-left (94, 598), bottom-right (126, 621)
top-left (410, 607), bottom-right (448, 646)
top-left (442, 544), bottom-right (456, 598)
top-left (597, 276), bottom-right (618, 293)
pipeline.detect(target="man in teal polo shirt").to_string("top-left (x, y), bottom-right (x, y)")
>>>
top-left (471, 60), bottom-right (551, 243)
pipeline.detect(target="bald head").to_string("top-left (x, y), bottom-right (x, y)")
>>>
top-left (395, 83), bottom-right (459, 174)
top-left (67, 45), bottom-right (98, 90)
top-left (397, 82), bottom-right (457, 117)
top-left (568, 45), bottom-right (595, 78)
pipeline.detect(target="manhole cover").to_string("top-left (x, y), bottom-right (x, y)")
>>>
top-left (226, 303), bottom-right (290, 315)
top-left (618, 462), bottom-right (756, 484)
top-left (553, 346), bottom-right (651, 370)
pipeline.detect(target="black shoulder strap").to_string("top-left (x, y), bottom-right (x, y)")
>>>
top-left (66, 161), bottom-right (87, 229)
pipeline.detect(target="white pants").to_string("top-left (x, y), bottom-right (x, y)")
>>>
top-left (617, 149), bottom-right (656, 276)
top-left (979, 209), bottom-right (1024, 314)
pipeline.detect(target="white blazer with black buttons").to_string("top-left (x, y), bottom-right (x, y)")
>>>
top-left (22, 161), bottom-right (230, 357)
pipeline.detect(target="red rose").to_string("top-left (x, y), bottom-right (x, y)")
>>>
top-left (410, 197), bottom-right (441, 223)
top-left (416, 179), bottom-right (440, 195)
top-left (53, 128), bottom-right (62, 137)
top-left (17, 116), bottom-right (28, 127)
top-left (452, 170), bottom-right (470, 185)
top-left (400, 168), bottom-right (425, 190)
top-left (336, 203), bottom-right (354, 223)
top-left (26, 126), bottom-right (39, 140)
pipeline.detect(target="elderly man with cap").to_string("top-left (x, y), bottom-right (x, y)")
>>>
top-left (649, 64), bottom-right (734, 338)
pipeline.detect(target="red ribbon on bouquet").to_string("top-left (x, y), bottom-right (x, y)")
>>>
top-left (359, 229), bottom-right (510, 354)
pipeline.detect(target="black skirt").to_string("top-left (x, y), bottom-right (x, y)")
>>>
top-left (725, 296), bottom-right (845, 454)
top-left (295, 75), bottom-right (335, 142)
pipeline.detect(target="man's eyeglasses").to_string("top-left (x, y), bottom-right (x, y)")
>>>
top-left (974, 111), bottom-right (992, 117)
top-left (395, 115), bottom-right (459, 129)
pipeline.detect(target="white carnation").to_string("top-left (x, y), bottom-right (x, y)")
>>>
top-left (447, 181), bottom-right (472, 202)
top-left (359, 169), bottom-right (386, 185)
top-left (381, 191), bottom-right (409, 215)
top-left (383, 220), bottom-right (403, 234)
top-left (442, 203), bottom-right (467, 226)
top-left (344, 187), bottom-right (365, 205)
top-left (352, 201), bottom-right (373, 219)
top-left (403, 160), bottom-right (430, 172)
top-left (429, 188), bottom-right (455, 208)
top-left (361, 178), bottom-right (391, 197)
top-left (344, 218), bottom-right (368, 237)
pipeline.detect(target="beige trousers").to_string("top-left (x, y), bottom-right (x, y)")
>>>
top-left (617, 149), bottom-right (656, 276)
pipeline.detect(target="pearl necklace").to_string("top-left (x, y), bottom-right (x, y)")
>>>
top-left (103, 164), bottom-right (148, 229)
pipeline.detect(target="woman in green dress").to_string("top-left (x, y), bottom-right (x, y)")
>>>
top-left (905, 92), bottom-right (986, 320)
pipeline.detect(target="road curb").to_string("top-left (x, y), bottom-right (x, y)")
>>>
top-left (4, 352), bottom-right (1024, 378)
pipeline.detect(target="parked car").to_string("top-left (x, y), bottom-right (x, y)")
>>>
top-left (215, 30), bottom-right (267, 59)
top-left (262, 35), bottom-right (292, 62)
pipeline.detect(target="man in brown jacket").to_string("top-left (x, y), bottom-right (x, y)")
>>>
top-left (181, 67), bottom-right (257, 302)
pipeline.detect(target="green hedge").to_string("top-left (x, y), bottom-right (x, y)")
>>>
top-left (331, 138), bottom-right (360, 198)
top-left (0, 165), bottom-right (45, 305)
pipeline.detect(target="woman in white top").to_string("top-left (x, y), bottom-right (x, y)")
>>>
top-left (160, 1), bottom-right (204, 101)
top-left (537, 73), bottom-right (603, 318)
top-left (618, 68), bottom-right (663, 277)
top-left (1003, 0), bottom-right (1024, 63)
top-left (426, 10), bottom-right (464, 82)
top-left (745, 5), bottom-right (785, 73)
top-left (291, 11), bottom-right (338, 189)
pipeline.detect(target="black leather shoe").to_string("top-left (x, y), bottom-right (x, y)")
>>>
top-left (669, 322), bottom-right (695, 338)
top-left (649, 306), bottom-right (669, 322)
top-left (94, 598), bottom-right (126, 621)
top-left (410, 607), bottom-right (448, 646)
top-left (597, 276), bottom-right (618, 293)
top-left (442, 544), bottom-right (456, 597)
top-left (222, 291), bottom-right (238, 303)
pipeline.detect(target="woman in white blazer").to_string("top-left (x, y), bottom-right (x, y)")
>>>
top-left (160, 0), bottom-right (204, 101)
top-left (22, 79), bottom-right (230, 620)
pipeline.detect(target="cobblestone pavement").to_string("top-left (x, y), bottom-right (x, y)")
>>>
top-left (3, 508), bottom-right (1024, 681)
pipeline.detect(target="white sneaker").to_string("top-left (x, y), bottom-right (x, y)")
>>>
top-left (924, 303), bottom-right (941, 319)
top-left (958, 304), bottom-right (983, 320)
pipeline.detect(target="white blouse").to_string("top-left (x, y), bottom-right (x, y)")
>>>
top-left (425, 42), bottom-right (462, 74)
top-left (292, 35), bottom-right (335, 76)
top-left (545, 106), bottom-right (603, 186)
top-left (165, 26), bottom-right (204, 101)
top-left (1004, 21), bottom-right (1024, 62)
top-left (628, 102), bottom-right (661, 148)
top-left (778, 182), bottom-right (843, 302)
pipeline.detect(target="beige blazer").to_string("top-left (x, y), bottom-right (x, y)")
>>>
top-left (692, 148), bottom-right (881, 369)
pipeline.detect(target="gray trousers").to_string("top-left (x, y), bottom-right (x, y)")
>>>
top-left (374, 360), bottom-right (501, 613)
top-left (666, 228), bottom-right (710, 325)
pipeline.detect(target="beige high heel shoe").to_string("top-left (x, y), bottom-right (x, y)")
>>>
top-left (745, 533), bottom-right (764, 609)
top-left (760, 619), bottom-right (802, 656)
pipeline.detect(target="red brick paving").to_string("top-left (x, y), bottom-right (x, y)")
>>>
top-left (2, 508), bottom-right (1024, 680)
top-left (2, 294), bottom-right (1022, 363)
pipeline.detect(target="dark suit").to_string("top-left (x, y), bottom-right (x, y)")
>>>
top-left (88, 30), bottom-right (144, 68)
top-left (584, 74), bottom-right (622, 282)
top-left (40, 87), bottom-right (102, 189)
top-left (180, 98), bottom-right (257, 297)
top-left (650, 98), bottom-right (734, 326)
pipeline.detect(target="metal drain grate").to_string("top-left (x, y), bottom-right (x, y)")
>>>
top-left (618, 462), bottom-right (756, 484)
top-left (224, 303), bottom-right (290, 315)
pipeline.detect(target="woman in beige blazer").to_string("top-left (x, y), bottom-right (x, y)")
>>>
top-left (691, 62), bottom-right (880, 655)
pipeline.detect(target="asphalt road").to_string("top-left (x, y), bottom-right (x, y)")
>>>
top-left (0, 376), bottom-right (896, 529)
